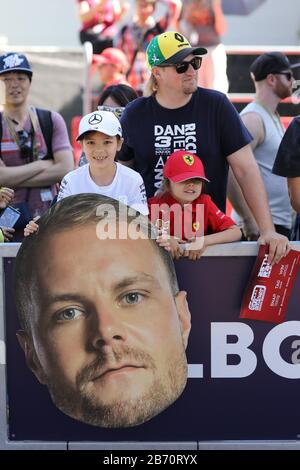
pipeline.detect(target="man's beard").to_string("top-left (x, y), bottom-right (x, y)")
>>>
top-left (275, 83), bottom-right (292, 100)
top-left (44, 344), bottom-right (188, 428)
top-left (182, 80), bottom-right (198, 95)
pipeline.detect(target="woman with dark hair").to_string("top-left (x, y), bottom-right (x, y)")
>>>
top-left (98, 84), bottom-right (139, 107)
top-left (79, 84), bottom-right (138, 166)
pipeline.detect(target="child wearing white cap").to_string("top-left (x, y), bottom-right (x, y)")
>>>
top-left (24, 110), bottom-right (148, 236)
top-left (55, 110), bottom-right (147, 214)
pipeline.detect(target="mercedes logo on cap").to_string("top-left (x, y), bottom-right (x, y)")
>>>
top-left (88, 113), bottom-right (102, 125)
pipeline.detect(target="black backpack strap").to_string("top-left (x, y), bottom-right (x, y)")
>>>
top-left (0, 113), bottom-right (2, 159)
top-left (36, 108), bottom-right (53, 159)
top-left (0, 109), bottom-right (53, 160)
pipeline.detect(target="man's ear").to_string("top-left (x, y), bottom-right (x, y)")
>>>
top-left (152, 66), bottom-right (161, 80)
top-left (175, 291), bottom-right (191, 349)
top-left (266, 73), bottom-right (276, 87)
top-left (16, 330), bottom-right (47, 385)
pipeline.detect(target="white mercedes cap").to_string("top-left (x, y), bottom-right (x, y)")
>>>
top-left (76, 110), bottom-right (122, 140)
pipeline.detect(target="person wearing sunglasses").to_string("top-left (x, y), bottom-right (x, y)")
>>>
top-left (118, 31), bottom-right (291, 265)
top-left (228, 52), bottom-right (300, 242)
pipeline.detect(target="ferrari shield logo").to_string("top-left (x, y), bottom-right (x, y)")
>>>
top-left (183, 154), bottom-right (194, 166)
top-left (193, 222), bottom-right (200, 231)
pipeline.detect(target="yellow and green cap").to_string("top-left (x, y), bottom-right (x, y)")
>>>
top-left (146, 31), bottom-right (207, 69)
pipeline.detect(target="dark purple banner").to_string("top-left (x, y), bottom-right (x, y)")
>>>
top-left (5, 254), bottom-right (300, 442)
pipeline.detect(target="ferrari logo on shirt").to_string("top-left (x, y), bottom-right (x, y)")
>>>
top-left (193, 221), bottom-right (200, 231)
top-left (183, 155), bottom-right (194, 166)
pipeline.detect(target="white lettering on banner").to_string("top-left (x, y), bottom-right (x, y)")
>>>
top-left (188, 321), bottom-right (300, 379)
top-left (211, 322), bottom-right (257, 378)
top-left (291, 339), bottom-right (300, 364)
top-left (0, 340), bottom-right (5, 365)
top-left (188, 364), bottom-right (203, 378)
top-left (263, 321), bottom-right (300, 378)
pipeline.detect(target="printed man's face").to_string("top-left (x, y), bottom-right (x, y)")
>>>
top-left (18, 224), bottom-right (191, 427)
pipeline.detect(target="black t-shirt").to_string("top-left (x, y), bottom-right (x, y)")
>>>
top-left (119, 88), bottom-right (251, 211)
top-left (273, 116), bottom-right (300, 177)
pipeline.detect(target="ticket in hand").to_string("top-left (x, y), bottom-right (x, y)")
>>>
top-left (240, 245), bottom-right (300, 324)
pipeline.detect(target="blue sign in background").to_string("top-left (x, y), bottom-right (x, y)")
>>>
top-left (5, 255), bottom-right (300, 441)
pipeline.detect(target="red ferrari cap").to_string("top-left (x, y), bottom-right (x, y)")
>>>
top-left (163, 150), bottom-right (209, 183)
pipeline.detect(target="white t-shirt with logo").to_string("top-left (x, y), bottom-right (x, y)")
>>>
top-left (57, 162), bottom-right (148, 215)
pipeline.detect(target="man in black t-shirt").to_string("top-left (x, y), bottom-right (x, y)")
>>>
top-left (273, 116), bottom-right (300, 214)
top-left (118, 31), bottom-right (290, 264)
top-left (273, 116), bottom-right (300, 241)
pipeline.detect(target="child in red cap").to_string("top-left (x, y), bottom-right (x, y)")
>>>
top-left (148, 150), bottom-right (241, 260)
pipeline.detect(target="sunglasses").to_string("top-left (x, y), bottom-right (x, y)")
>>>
top-left (97, 105), bottom-right (125, 120)
top-left (17, 130), bottom-right (33, 160)
top-left (275, 72), bottom-right (294, 81)
top-left (160, 56), bottom-right (202, 74)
